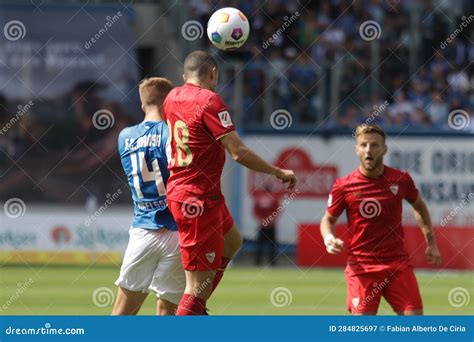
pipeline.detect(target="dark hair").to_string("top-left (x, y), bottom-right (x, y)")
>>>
top-left (183, 50), bottom-right (218, 78)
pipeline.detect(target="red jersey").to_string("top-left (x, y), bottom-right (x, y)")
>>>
top-left (327, 165), bottom-right (419, 273)
top-left (163, 83), bottom-right (235, 203)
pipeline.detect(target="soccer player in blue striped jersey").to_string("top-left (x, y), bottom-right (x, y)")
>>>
top-left (112, 77), bottom-right (185, 315)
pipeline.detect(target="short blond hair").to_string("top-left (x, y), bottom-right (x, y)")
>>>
top-left (355, 124), bottom-right (386, 143)
top-left (139, 77), bottom-right (173, 107)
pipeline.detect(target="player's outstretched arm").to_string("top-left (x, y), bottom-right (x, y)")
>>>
top-left (410, 196), bottom-right (442, 265)
top-left (220, 131), bottom-right (296, 190)
top-left (320, 211), bottom-right (344, 254)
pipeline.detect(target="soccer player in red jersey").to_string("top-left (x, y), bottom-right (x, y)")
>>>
top-left (320, 124), bottom-right (441, 315)
top-left (163, 51), bottom-right (297, 315)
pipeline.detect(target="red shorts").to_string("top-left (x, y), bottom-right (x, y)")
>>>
top-left (168, 198), bottom-right (234, 271)
top-left (345, 265), bottom-right (423, 314)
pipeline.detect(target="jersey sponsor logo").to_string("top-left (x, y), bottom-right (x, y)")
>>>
top-left (390, 184), bottom-right (399, 195)
top-left (327, 194), bottom-right (333, 207)
top-left (206, 252), bottom-right (216, 263)
top-left (218, 110), bottom-right (233, 128)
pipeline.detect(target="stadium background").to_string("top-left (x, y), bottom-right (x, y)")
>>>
top-left (0, 0), bottom-right (472, 314)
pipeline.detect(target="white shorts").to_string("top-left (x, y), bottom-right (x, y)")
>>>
top-left (115, 227), bottom-right (185, 305)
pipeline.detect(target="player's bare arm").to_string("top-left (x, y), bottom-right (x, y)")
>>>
top-left (320, 211), bottom-right (344, 254)
top-left (410, 195), bottom-right (442, 265)
top-left (219, 131), bottom-right (296, 190)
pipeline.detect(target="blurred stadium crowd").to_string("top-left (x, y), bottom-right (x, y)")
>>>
top-left (0, 0), bottom-right (472, 204)
top-left (191, 0), bottom-right (473, 130)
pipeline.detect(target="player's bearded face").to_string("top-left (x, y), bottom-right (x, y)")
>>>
top-left (356, 133), bottom-right (387, 171)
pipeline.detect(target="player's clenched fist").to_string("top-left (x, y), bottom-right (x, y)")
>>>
top-left (425, 244), bottom-right (441, 265)
top-left (275, 168), bottom-right (297, 190)
top-left (323, 234), bottom-right (344, 254)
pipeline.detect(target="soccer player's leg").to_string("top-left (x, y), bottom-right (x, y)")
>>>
top-left (177, 269), bottom-right (216, 315)
top-left (255, 226), bottom-right (265, 265)
top-left (266, 228), bottom-right (277, 266)
top-left (383, 265), bottom-right (423, 315)
top-left (112, 288), bottom-right (148, 315)
top-left (113, 228), bottom-right (162, 315)
top-left (223, 223), bottom-right (242, 259)
top-left (156, 298), bottom-right (178, 315)
top-left (211, 220), bottom-right (242, 294)
top-left (149, 229), bottom-right (185, 315)
top-left (168, 199), bottom-right (224, 315)
top-left (345, 271), bottom-right (383, 315)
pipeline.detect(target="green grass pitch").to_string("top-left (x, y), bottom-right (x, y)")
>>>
top-left (0, 265), bottom-right (472, 315)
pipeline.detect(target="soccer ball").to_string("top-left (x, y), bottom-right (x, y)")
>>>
top-left (207, 7), bottom-right (250, 50)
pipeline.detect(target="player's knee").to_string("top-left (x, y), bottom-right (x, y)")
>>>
top-left (112, 287), bottom-right (145, 315)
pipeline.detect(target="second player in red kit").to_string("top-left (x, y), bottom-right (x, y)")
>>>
top-left (328, 166), bottom-right (419, 266)
top-left (164, 51), bottom-right (297, 315)
top-left (320, 124), bottom-right (441, 315)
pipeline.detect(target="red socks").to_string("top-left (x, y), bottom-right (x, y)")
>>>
top-left (211, 257), bottom-right (231, 295)
top-left (176, 294), bottom-right (206, 315)
top-left (176, 257), bottom-right (232, 315)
